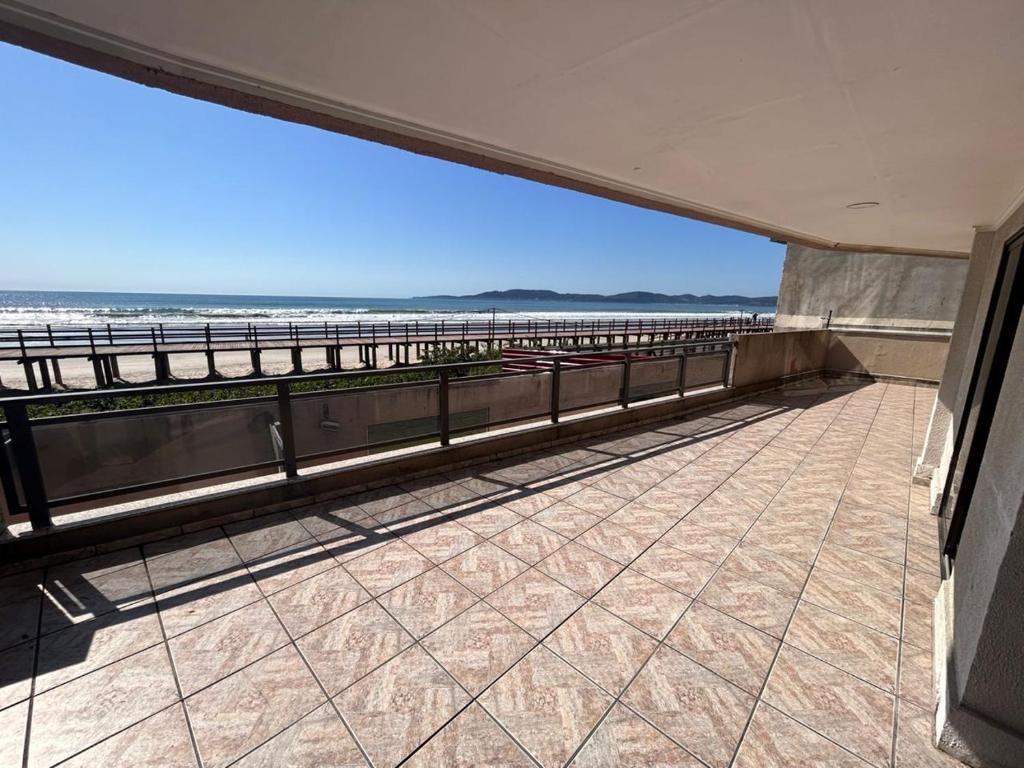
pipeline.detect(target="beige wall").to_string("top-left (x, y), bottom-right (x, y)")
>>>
top-left (730, 330), bottom-right (829, 388)
top-left (777, 245), bottom-right (968, 331)
top-left (731, 328), bottom-right (946, 387)
top-left (826, 330), bottom-right (949, 382)
top-left (931, 204), bottom-right (1024, 767)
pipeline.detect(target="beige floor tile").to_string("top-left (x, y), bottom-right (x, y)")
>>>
top-left (405, 703), bottom-right (533, 767)
top-left (564, 486), bottom-right (631, 516)
top-left (719, 541), bottom-right (811, 596)
top-left (667, 602), bottom-right (779, 694)
top-left (292, 497), bottom-right (373, 541)
top-left (367, 497), bottom-right (436, 529)
top-left (61, 704), bottom-right (197, 768)
top-left (764, 645), bottom-right (894, 767)
top-left (400, 519), bottom-right (482, 564)
top-left (170, 600), bottom-right (289, 695)
top-left (571, 703), bottom-right (703, 767)
top-left (537, 542), bottom-right (622, 597)
top-left (244, 540), bottom-right (338, 597)
top-left (895, 700), bottom-right (964, 768)
top-left (450, 501), bottom-right (523, 536)
top-left (700, 567), bottom-right (798, 638)
top-left (899, 644), bottom-right (935, 710)
top-left (144, 530), bottom-right (243, 591)
top-left (815, 540), bottom-right (905, 597)
top-left (904, 567), bottom-right (940, 607)
top-left (378, 567), bottom-right (477, 638)
top-left (335, 645), bottom-right (469, 767)
top-left (267, 565), bottom-right (371, 637)
top-left (154, 566), bottom-right (264, 638)
top-left (186, 645), bottom-right (324, 768)
top-left (622, 645), bottom-right (755, 768)
top-left (349, 485), bottom-right (416, 518)
top-left (34, 600), bottom-right (164, 693)
top-left (485, 568), bottom-right (585, 638)
top-left (631, 542), bottom-right (718, 596)
top-left (225, 512), bottom-right (315, 563)
top-left (28, 645), bottom-right (179, 768)
top-left (545, 603), bottom-right (657, 694)
top-left (576, 519), bottom-right (651, 565)
top-left (803, 568), bottom-right (903, 638)
top-left (423, 603), bottom-right (535, 693)
top-left (532, 501), bottom-right (604, 537)
top-left (0, 640), bottom-right (34, 709)
top-left (343, 539), bottom-right (432, 596)
top-left (441, 542), bottom-right (529, 597)
top-left (786, 601), bottom-right (899, 692)
top-left (496, 490), bottom-right (560, 517)
top-left (593, 568), bottom-right (691, 639)
top-left (0, 595), bottom-right (41, 652)
top-left (734, 702), bottom-right (870, 767)
top-left (233, 703), bottom-right (365, 767)
top-left (607, 502), bottom-right (677, 538)
top-left (419, 483), bottom-right (480, 512)
top-left (0, 701), bottom-right (27, 768)
top-left (903, 596), bottom-right (934, 650)
top-left (492, 519), bottom-right (569, 564)
top-left (480, 647), bottom-right (612, 768)
top-left (41, 549), bottom-right (152, 633)
top-left (297, 600), bottom-right (412, 694)
top-left (661, 520), bottom-right (739, 565)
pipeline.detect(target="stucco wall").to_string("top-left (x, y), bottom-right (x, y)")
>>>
top-left (933, 200), bottom-right (1024, 765)
top-left (776, 245), bottom-right (968, 331)
top-left (826, 330), bottom-right (949, 382)
top-left (730, 330), bottom-right (829, 388)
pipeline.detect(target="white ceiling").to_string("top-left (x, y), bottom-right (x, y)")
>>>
top-left (4, 0), bottom-right (1024, 254)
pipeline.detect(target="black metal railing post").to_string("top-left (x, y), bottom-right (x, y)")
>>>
top-left (438, 370), bottom-right (450, 446)
top-left (275, 383), bottom-right (298, 478)
top-left (551, 358), bottom-right (561, 424)
top-left (677, 352), bottom-right (688, 398)
top-left (4, 403), bottom-right (52, 529)
top-left (621, 352), bottom-right (632, 408)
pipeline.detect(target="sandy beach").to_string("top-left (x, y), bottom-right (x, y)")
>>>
top-left (0, 346), bottom-right (390, 391)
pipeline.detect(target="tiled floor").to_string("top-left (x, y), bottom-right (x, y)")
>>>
top-left (0, 379), bottom-right (966, 767)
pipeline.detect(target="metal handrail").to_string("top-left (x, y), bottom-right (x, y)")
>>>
top-left (0, 339), bottom-right (734, 529)
top-left (0, 315), bottom-right (772, 350)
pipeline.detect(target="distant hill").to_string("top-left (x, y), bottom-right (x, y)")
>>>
top-left (415, 289), bottom-right (776, 307)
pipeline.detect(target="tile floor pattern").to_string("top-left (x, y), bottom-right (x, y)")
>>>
top-left (0, 380), bottom-right (966, 767)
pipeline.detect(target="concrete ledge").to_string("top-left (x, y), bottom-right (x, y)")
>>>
top-left (0, 376), bottom-right (807, 566)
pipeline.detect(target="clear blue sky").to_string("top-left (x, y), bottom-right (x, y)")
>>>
top-left (0, 41), bottom-right (784, 299)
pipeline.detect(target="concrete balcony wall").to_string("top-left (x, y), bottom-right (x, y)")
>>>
top-left (731, 328), bottom-right (948, 389)
top-left (826, 329), bottom-right (950, 382)
top-left (775, 245), bottom-right (968, 332)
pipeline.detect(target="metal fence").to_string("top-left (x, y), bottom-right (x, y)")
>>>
top-left (0, 340), bottom-right (733, 531)
top-left (0, 316), bottom-right (772, 352)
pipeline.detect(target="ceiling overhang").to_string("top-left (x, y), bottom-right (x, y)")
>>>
top-left (4, 0), bottom-right (1024, 257)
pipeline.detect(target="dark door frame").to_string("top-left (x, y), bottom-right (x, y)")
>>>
top-left (939, 227), bottom-right (1024, 569)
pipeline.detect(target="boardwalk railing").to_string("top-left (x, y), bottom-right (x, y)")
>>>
top-left (0, 315), bottom-right (772, 352)
top-left (0, 340), bottom-right (732, 530)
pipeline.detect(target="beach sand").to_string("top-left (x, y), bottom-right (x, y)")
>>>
top-left (0, 346), bottom-right (396, 391)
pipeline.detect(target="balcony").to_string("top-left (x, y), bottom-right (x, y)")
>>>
top-left (0, 377), bottom-right (956, 767)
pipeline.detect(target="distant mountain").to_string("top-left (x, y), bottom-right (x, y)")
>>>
top-left (415, 289), bottom-right (777, 307)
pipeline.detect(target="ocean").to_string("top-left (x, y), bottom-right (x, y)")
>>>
top-left (0, 290), bottom-right (776, 327)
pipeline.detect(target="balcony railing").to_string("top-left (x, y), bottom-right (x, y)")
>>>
top-left (0, 340), bottom-right (733, 531)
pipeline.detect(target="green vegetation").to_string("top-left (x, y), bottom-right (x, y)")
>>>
top-left (29, 346), bottom-right (501, 419)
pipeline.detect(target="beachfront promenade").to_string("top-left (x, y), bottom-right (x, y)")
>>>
top-left (0, 316), bottom-right (772, 390)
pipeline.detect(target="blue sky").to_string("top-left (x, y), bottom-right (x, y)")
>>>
top-left (0, 42), bottom-right (784, 298)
